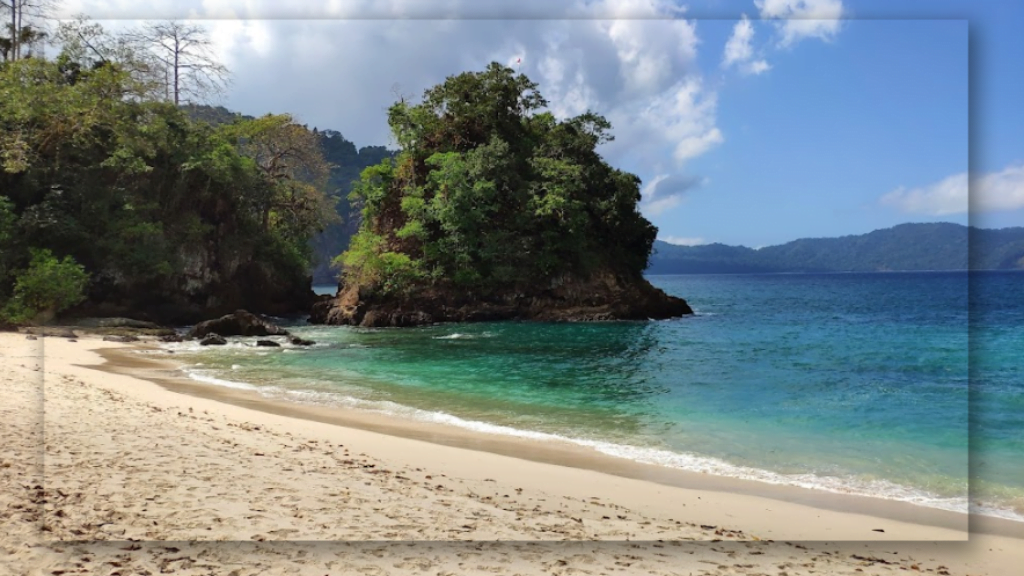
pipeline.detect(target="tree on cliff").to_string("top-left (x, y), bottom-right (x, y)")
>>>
top-left (126, 20), bottom-right (229, 105)
top-left (339, 62), bottom-right (657, 296)
top-left (0, 21), bottom-right (334, 324)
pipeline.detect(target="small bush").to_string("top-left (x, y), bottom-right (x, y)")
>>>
top-left (3, 249), bottom-right (89, 323)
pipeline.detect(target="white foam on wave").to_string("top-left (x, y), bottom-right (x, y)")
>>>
top-left (164, 356), bottom-right (1018, 523)
top-left (432, 332), bottom-right (494, 340)
top-left (181, 368), bottom-right (260, 391)
top-left (255, 386), bottom-right (983, 517)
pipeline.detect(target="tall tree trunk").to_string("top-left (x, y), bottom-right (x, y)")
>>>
top-left (10, 1), bottom-right (17, 60)
top-left (173, 43), bottom-right (179, 105)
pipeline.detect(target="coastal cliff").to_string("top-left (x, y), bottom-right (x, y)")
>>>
top-left (308, 63), bottom-right (692, 327)
top-left (310, 271), bottom-right (691, 327)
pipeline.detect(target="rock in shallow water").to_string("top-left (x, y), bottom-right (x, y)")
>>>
top-left (255, 340), bottom-right (280, 347)
top-left (189, 310), bottom-right (290, 339)
top-left (199, 333), bottom-right (227, 346)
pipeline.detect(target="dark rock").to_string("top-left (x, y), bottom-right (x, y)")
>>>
top-left (102, 335), bottom-right (140, 343)
top-left (289, 336), bottom-right (315, 346)
top-left (255, 340), bottom-right (281, 347)
top-left (199, 333), bottom-right (227, 346)
top-left (26, 335), bottom-right (38, 340)
top-left (159, 334), bottom-right (185, 343)
top-left (189, 310), bottom-right (290, 339)
top-left (76, 317), bottom-right (163, 329)
top-left (310, 271), bottom-right (693, 327)
top-left (67, 339), bottom-right (77, 342)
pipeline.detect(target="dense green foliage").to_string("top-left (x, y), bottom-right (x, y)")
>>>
top-left (648, 223), bottom-right (1024, 274)
top-left (182, 107), bottom-right (395, 286)
top-left (2, 248), bottom-right (89, 322)
top-left (0, 36), bottom-right (335, 323)
top-left (309, 131), bottom-right (393, 284)
top-left (341, 63), bottom-right (656, 296)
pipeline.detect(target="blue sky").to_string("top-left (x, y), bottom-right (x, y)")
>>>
top-left (59, 0), bottom-right (1023, 248)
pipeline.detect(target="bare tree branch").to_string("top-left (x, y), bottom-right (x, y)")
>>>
top-left (2, 0), bottom-right (55, 60)
top-left (126, 20), bottom-right (230, 106)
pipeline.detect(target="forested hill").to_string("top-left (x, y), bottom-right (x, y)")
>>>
top-left (308, 134), bottom-right (393, 285)
top-left (648, 223), bottom-right (1024, 274)
top-left (184, 105), bottom-right (395, 285)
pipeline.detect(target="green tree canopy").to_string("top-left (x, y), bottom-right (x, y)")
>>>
top-left (341, 62), bottom-right (657, 296)
top-left (0, 28), bottom-right (334, 323)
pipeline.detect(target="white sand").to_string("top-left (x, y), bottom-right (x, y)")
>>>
top-left (2, 331), bottom-right (1021, 575)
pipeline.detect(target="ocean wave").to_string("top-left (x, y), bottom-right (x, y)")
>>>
top-left (167, 361), bottom-right (1017, 523)
top-left (432, 332), bottom-right (494, 340)
top-left (181, 368), bottom-right (261, 391)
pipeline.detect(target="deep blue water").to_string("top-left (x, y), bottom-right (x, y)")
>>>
top-left (158, 272), bottom-right (1024, 519)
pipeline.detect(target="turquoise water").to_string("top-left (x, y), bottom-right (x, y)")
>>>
top-left (158, 272), bottom-right (1024, 520)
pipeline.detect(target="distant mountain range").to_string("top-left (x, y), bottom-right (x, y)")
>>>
top-left (648, 223), bottom-right (1024, 274)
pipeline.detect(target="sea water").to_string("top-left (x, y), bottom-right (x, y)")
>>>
top-left (158, 272), bottom-right (1024, 521)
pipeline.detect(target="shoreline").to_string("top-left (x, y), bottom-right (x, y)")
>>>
top-left (101, 346), bottom-right (983, 536)
top-left (101, 343), bottom-right (1024, 541)
top-left (4, 331), bottom-right (1024, 575)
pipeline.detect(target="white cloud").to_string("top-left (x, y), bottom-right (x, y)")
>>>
top-left (59, 0), bottom-right (725, 220)
top-left (881, 164), bottom-right (1024, 216)
top-left (640, 173), bottom-right (705, 216)
top-left (723, 15), bottom-right (754, 67)
top-left (631, 78), bottom-right (723, 164)
top-left (660, 236), bottom-right (706, 246)
top-left (722, 16), bottom-right (773, 76)
top-left (755, 0), bottom-right (844, 47)
top-left (745, 59), bottom-right (771, 75)
top-left (973, 163), bottom-right (1024, 212)
top-left (880, 173), bottom-right (967, 216)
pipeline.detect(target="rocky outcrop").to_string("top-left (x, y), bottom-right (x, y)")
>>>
top-left (255, 340), bottom-right (280, 347)
top-left (102, 335), bottom-right (140, 343)
top-left (66, 247), bottom-right (317, 326)
top-left (77, 317), bottom-right (162, 329)
top-left (189, 310), bottom-right (290, 339)
top-left (310, 271), bottom-right (692, 327)
top-left (23, 327), bottom-right (78, 338)
top-left (199, 334), bottom-right (227, 346)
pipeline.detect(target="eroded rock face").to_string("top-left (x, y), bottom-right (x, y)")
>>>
top-left (189, 310), bottom-right (290, 339)
top-left (309, 272), bottom-right (693, 327)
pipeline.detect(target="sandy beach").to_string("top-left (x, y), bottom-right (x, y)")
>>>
top-left (2, 331), bottom-right (1022, 575)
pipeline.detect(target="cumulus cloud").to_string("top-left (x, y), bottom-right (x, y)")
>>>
top-left (660, 236), bottom-right (706, 246)
top-left (57, 0), bottom-right (736, 220)
top-left (645, 79), bottom-right (723, 163)
top-left (722, 15), bottom-right (771, 75)
top-left (880, 173), bottom-right (967, 216)
top-left (880, 164), bottom-right (1024, 215)
top-left (640, 174), bottom-right (704, 216)
top-left (755, 0), bottom-right (844, 47)
top-left (973, 163), bottom-right (1024, 212)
